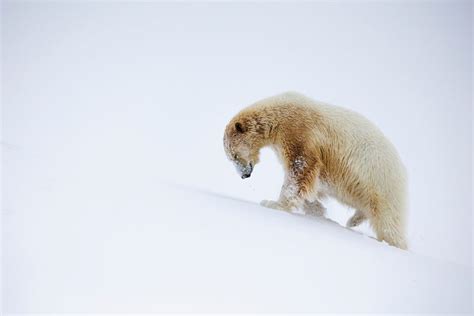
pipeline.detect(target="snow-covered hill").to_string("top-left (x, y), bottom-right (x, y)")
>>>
top-left (4, 180), bottom-right (471, 312)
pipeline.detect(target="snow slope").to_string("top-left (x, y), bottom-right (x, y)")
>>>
top-left (3, 178), bottom-right (471, 313)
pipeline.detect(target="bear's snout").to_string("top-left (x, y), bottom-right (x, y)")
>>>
top-left (237, 162), bottom-right (253, 179)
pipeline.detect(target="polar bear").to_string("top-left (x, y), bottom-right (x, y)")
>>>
top-left (223, 92), bottom-right (408, 249)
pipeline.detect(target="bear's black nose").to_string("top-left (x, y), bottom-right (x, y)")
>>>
top-left (241, 173), bottom-right (251, 179)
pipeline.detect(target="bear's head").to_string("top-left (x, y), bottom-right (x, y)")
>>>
top-left (223, 112), bottom-right (266, 179)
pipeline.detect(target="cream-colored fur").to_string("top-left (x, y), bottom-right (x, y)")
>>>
top-left (223, 92), bottom-right (408, 249)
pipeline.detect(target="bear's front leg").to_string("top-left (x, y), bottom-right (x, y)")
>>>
top-left (260, 199), bottom-right (293, 212)
top-left (303, 199), bottom-right (326, 217)
top-left (260, 178), bottom-right (309, 212)
top-left (261, 151), bottom-right (319, 213)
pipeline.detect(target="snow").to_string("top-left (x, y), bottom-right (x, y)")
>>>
top-left (293, 156), bottom-right (307, 173)
top-left (2, 1), bottom-right (472, 313)
top-left (3, 179), bottom-right (472, 313)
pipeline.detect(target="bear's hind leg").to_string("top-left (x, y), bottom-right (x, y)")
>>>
top-left (371, 209), bottom-right (407, 250)
top-left (346, 209), bottom-right (367, 228)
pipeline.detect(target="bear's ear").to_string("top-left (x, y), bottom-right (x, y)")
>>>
top-left (235, 122), bottom-right (246, 133)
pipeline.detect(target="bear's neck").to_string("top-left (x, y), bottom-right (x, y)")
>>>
top-left (253, 112), bottom-right (279, 145)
